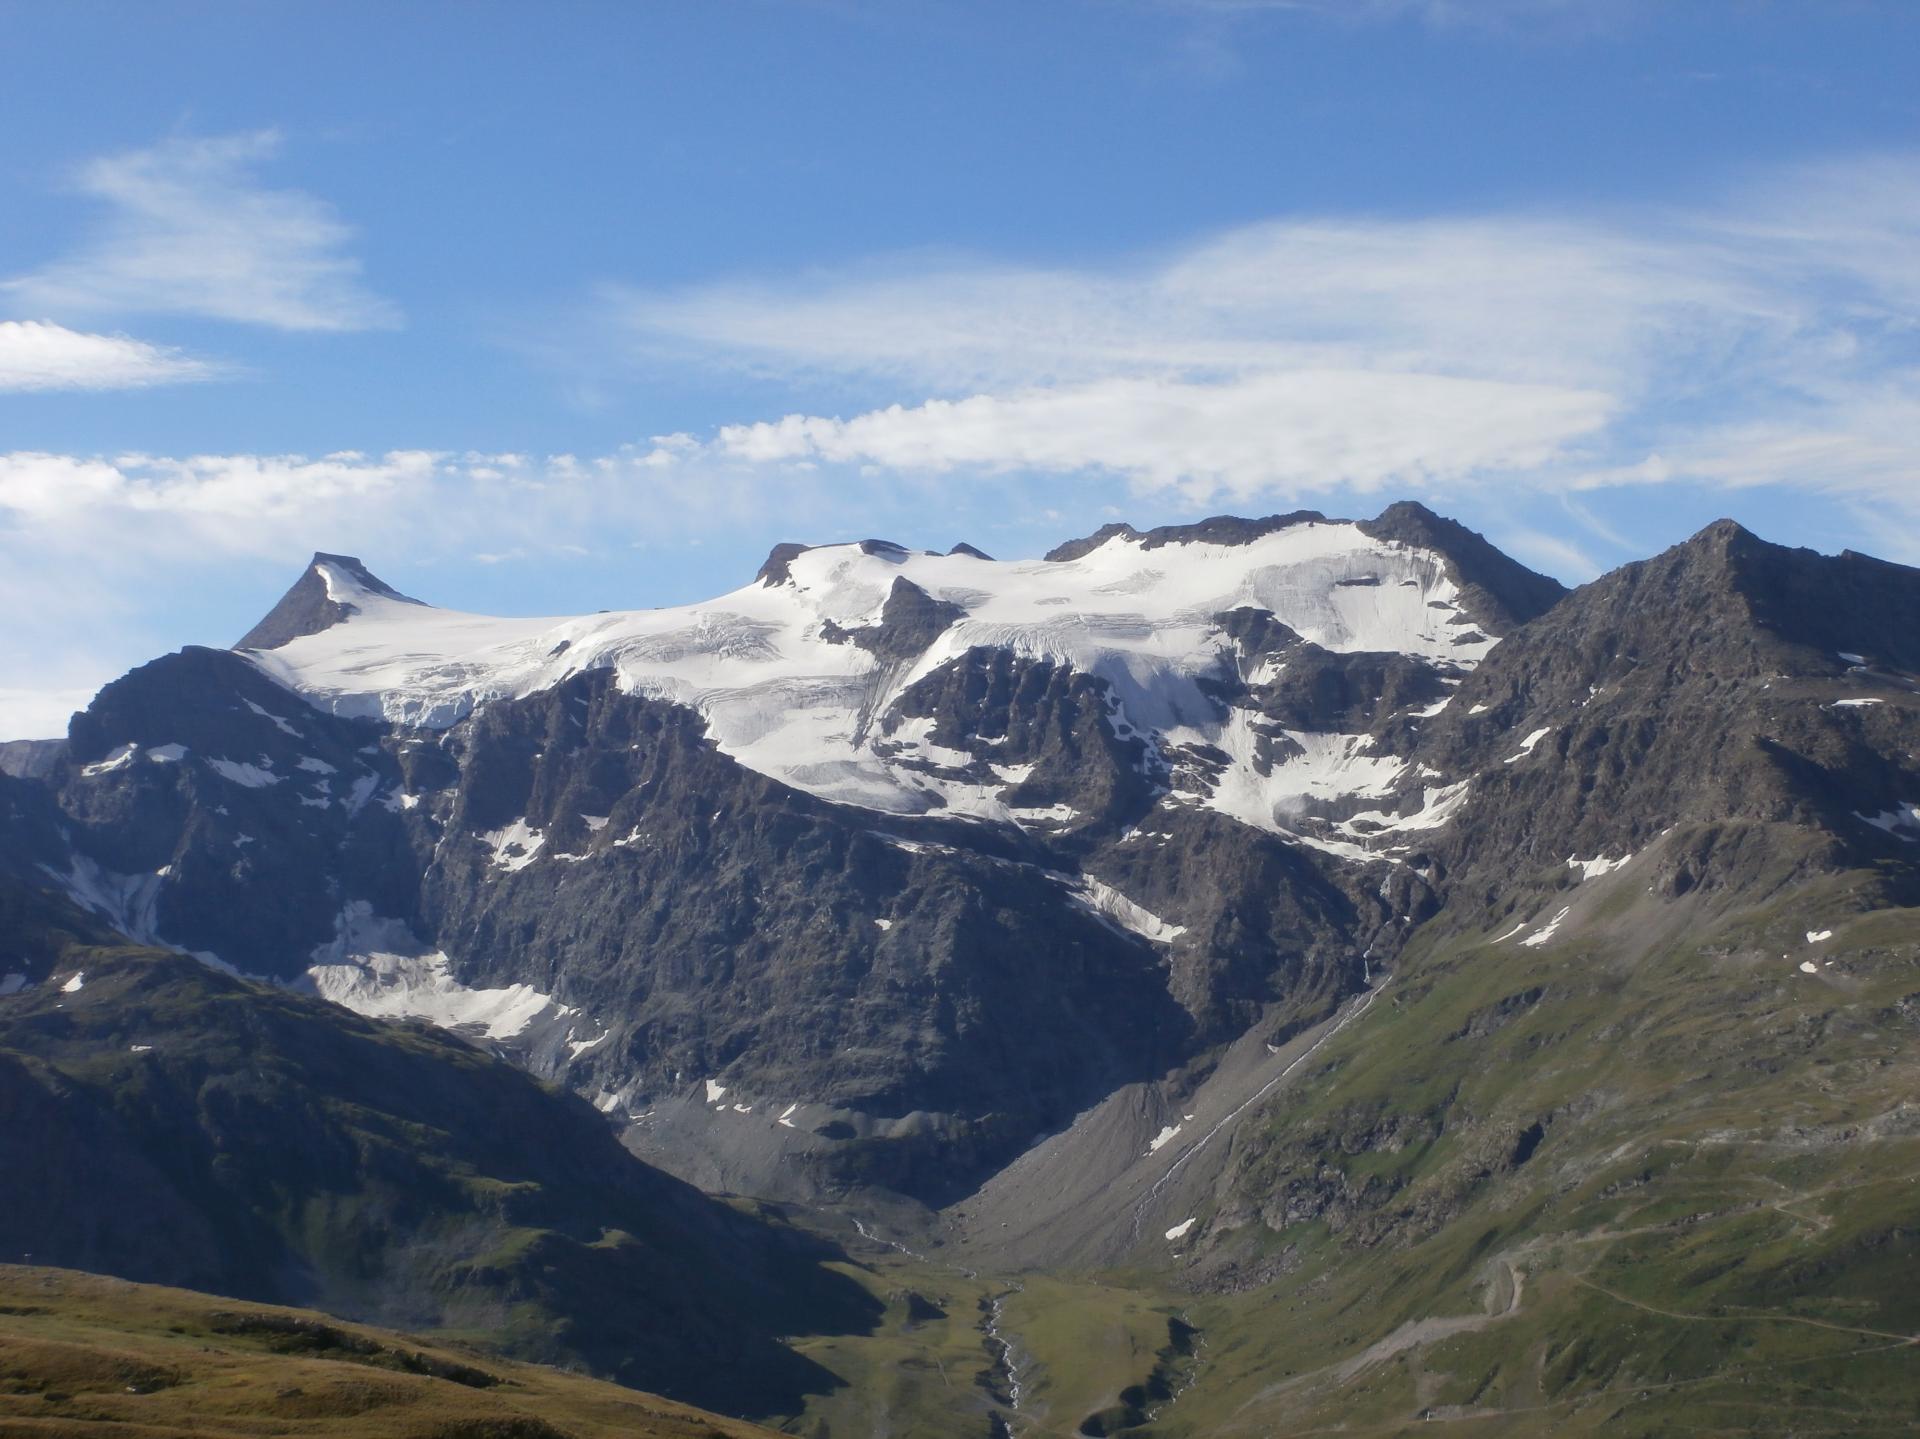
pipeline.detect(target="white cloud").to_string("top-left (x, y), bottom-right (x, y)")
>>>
top-left (5, 131), bottom-right (398, 332)
top-left (0, 320), bottom-right (218, 391)
top-left (601, 152), bottom-right (1920, 514)
top-left (718, 370), bottom-right (1612, 500)
top-left (0, 449), bottom-right (434, 544)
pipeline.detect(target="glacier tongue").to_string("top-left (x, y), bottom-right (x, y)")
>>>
top-left (245, 520), bottom-right (1490, 825)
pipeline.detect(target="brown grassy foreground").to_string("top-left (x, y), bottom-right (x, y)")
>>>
top-left (0, 1265), bottom-right (777, 1439)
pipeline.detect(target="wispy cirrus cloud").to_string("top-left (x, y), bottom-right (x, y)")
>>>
top-left (4, 130), bottom-right (398, 332)
top-left (0, 320), bottom-right (220, 391)
top-left (596, 152), bottom-right (1920, 523)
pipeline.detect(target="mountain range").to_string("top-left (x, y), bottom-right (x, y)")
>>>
top-left (3, 502), bottom-right (1916, 1435)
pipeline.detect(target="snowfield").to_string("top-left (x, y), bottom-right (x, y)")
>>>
top-left (247, 522), bottom-right (1491, 834)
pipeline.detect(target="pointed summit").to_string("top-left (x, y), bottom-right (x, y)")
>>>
top-left (1356, 501), bottom-right (1567, 633)
top-left (235, 552), bottom-right (424, 651)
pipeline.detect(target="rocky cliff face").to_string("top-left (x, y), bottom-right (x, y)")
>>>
top-left (16, 505), bottom-right (1916, 1215)
top-left (1397, 520), bottom-right (1920, 929)
top-left (10, 505), bottom-right (1567, 1203)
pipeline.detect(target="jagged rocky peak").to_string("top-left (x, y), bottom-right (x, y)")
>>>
top-left (1722, 519), bottom-right (1920, 671)
top-left (1354, 500), bottom-right (1567, 633)
top-left (236, 552), bottom-right (425, 651)
top-left (755, 541), bottom-right (813, 587)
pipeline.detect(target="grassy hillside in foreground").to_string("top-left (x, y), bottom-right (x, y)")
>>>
top-left (0, 1264), bottom-right (777, 1439)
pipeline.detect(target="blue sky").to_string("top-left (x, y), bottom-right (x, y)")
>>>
top-left (2, 0), bottom-right (1918, 736)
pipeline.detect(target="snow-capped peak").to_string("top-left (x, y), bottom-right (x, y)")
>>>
top-left (240, 513), bottom-right (1506, 827)
top-left (235, 552), bottom-right (425, 652)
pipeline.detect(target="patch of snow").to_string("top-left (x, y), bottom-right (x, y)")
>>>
top-left (208, 757), bottom-right (280, 788)
top-left (566, 1031), bottom-right (610, 1059)
top-left (1857, 804), bottom-right (1920, 841)
top-left (39, 855), bottom-right (165, 943)
top-left (1491, 920), bottom-right (1527, 944)
top-left (1798, 960), bottom-right (1819, 975)
top-left (1838, 652), bottom-right (1866, 664)
top-left (480, 819), bottom-right (546, 871)
top-left (60, 972), bottom-right (84, 993)
top-left (1010, 803), bottom-right (1079, 825)
top-left (1164, 712), bottom-right (1407, 861)
top-left (1165, 1217), bottom-right (1197, 1241)
top-left (129, 1044), bottom-right (152, 1052)
top-left (148, 743), bottom-right (187, 762)
top-left (705, 1079), bottom-right (728, 1104)
top-left (873, 917), bottom-right (893, 931)
top-left (295, 756), bottom-right (338, 774)
top-left (1467, 702), bottom-right (1491, 716)
top-left (1521, 907), bottom-right (1572, 948)
top-left (582, 814), bottom-right (611, 831)
top-left (306, 901), bottom-right (569, 1041)
top-left (778, 1102), bottom-right (800, 1128)
top-left (1806, 929), bottom-right (1833, 944)
top-left (1829, 698), bottom-right (1883, 709)
top-left (1339, 779), bottom-right (1471, 842)
top-left (81, 744), bottom-right (137, 777)
top-left (1567, 854), bottom-right (1631, 881)
top-left (1147, 1123), bottom-right (1183, 1154)
top-left (1504, 726), bottom-right (1553, 764)
top-left (243, 698), bottom-right (303, 737)
top-left (1066, 876), bottom-right (1187, 944)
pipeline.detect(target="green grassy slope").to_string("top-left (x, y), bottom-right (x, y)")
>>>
top-left (0, 1263), bottom-right (781, 1439)
top-left (1149, 837), bottom-right (1920, 1435)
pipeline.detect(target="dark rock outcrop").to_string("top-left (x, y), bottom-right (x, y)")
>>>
top-left (235, 552), bottom-right (422, 650)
